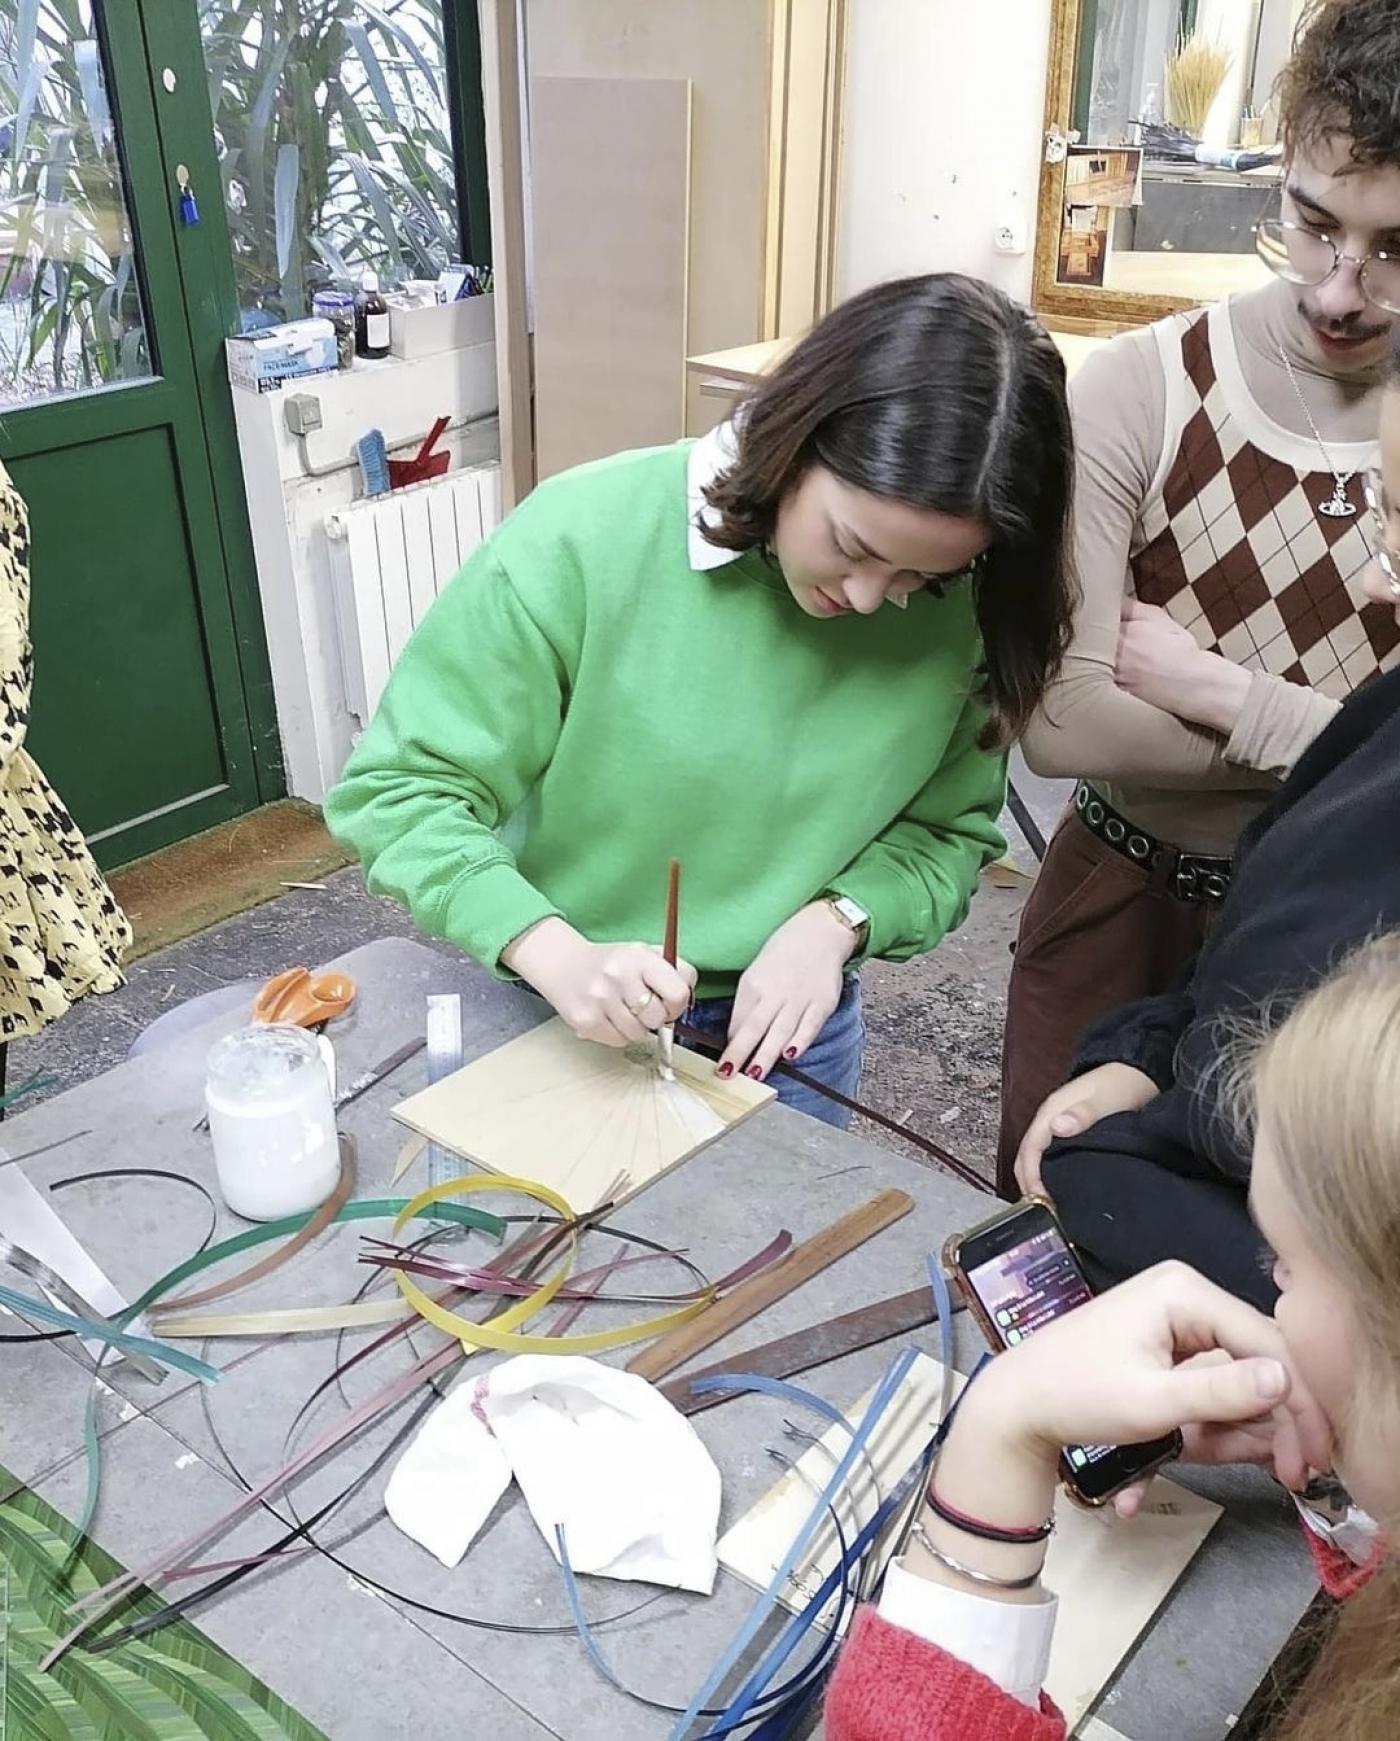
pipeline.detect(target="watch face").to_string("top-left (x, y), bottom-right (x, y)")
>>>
top-left (831, 896), bottom-right (868, 928)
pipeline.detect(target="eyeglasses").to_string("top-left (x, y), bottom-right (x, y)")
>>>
top-left (1255, 218), bottom-right (1400, 315)
top-left (1363, 468), bottom-right (1400, 600)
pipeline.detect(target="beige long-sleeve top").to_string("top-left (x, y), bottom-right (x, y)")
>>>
top-left (1022, 278), bottom-right (1385, 854)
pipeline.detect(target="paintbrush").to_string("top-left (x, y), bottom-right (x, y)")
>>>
top-left (658, 857), bottom-right (680, 1081)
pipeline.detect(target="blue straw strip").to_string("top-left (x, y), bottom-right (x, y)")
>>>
top-left (0, 1282), bottom-right (218, 1382)
top-left (666, 1344), bottom-right (918, 1739)
top-left (694, 1255), bottom-right (964, 1736)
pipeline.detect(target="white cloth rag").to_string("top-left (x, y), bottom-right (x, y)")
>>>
top-left (384, 1354), bottom-right (722, 1593)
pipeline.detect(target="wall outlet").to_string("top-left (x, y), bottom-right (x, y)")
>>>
top-left (284, 393), bottom-right (324, 437)
top-left (993, 221), bottom-right (1027, 256)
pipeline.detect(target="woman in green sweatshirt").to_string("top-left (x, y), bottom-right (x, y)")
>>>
top-left (326, 273), bottom-right (1076, 1127)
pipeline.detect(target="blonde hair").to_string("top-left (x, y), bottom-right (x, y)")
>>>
top-left (1245, 934), bottom-right (1400, 1741)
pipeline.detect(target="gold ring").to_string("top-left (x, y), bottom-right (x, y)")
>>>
top-left (626, 991), bottom-right (656, 1016)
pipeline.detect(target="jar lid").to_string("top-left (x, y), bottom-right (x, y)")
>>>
top-left (206, 1024), bottom-right (321, 1096)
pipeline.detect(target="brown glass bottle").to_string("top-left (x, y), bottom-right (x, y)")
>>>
top-left (355, 271), bottom-right (391, 360)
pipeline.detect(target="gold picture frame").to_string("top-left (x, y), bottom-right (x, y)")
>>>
top-left (1032, 0), bottom-right (1200, 332)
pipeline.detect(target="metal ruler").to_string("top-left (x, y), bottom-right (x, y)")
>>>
top-left (661, 1279), bottom-right (967, 1415)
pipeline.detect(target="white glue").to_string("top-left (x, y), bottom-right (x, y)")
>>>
top-left (205, 1025), bottom-right (339, 1221)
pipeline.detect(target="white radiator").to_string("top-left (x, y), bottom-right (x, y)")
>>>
top-left (326, 462), bottom-right (502, 721)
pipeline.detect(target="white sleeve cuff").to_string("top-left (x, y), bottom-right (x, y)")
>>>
top-left (877, 1558), bottom-right (1057, 1709)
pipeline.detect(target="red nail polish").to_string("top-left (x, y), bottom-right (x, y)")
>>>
top-left (783, 1047), bottom-right (797, 1060)
top-left (747, 1065), bottom-right (764, 1080)
top-left (717, 1062), bottom-right (733, 1078)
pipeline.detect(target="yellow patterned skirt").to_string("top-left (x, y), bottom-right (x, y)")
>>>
top-left (0, 747), bottom-right (131, 1040)
top-left (0, 467), bottom-right (131, 1041)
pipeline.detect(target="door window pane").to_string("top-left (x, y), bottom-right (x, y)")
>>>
top-left (0, 0), bottom-right (152, 408)
top-left (199, 1), bottom-right (462, 326)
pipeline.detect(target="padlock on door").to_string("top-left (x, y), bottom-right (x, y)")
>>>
top-left (175, 162), bottom-right (200, 227)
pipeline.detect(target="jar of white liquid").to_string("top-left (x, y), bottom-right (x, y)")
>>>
top-left (205, 1025), bottom-right (340, 1220)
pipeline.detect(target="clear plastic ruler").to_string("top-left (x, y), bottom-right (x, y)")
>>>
top-left (424, 994), bottom-right (465, 1208)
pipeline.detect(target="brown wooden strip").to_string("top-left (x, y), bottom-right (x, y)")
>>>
top-left (626, 1189), bottom-right (913, 1383)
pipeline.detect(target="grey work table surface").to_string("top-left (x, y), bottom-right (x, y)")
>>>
top-left (3, 937), bottom-right (1317, 1741)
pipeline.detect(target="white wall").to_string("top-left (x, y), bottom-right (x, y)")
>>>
top-left (836, 0), bottom-right (1051, 306)
top-left (231, 342), bottom-right (499, 802)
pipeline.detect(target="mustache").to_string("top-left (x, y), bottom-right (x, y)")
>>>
top-left (1298, 299), bottom-right (1392, 343)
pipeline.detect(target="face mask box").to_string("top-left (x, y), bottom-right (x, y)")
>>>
top-left (226, 319), bottom-right (339, 394)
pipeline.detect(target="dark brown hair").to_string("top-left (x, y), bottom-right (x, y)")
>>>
top-left (701, 273), bottom-right (1077, 747)
top-left (1280, 0), bottom-right (1400, 167)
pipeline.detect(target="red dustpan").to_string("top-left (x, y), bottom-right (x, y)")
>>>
top-left (389, 415), bottom-right (451, 488)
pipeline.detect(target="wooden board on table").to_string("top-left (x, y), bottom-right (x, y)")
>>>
top-left (531, 75), bottom-right (692, 479)
top-left (392, 1018), bottom-right (773, 1215)
top-left (717, 1353), bottom-right (1222, 1736)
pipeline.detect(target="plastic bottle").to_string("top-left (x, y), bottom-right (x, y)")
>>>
top-left (312, 288), bottom-right (356, 369)
top-left (355, 270), bottom-right (391, 359)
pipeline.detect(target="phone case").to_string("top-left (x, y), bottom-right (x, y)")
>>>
top-left (941, 1196), bottom-right (1061, 1353)
top-left (942, 1198), bottom-right (1182, 1507)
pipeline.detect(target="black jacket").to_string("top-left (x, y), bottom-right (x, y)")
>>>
top-left (1071, 662), bottom-right (1400, 1182)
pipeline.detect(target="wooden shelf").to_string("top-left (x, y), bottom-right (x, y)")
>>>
top-left (686, 324), bottom-right (1106, 393)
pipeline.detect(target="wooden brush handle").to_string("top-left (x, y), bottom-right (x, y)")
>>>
top-left (626, 1188), bottom-right (914, 1382)
top-left (663, 858), bottom-right (681, 967)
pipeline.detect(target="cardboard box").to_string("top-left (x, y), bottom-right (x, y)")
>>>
top-left (227, 319), bottom-right (339, 394)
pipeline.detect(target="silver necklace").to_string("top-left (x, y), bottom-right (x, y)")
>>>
top-left (1277, 343), bottom-right (1358, 518)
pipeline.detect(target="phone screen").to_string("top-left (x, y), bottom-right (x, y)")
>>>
top-left (954, 1201), bottom-right (1180, 1502)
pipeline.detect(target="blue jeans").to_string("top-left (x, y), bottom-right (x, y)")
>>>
top-left (687, 976), bottom-right (865, 1129)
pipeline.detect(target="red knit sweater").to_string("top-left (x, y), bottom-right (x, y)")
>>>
top-left (823, 1532), bottom-right (1374, 1741)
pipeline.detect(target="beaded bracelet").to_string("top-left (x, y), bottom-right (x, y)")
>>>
top-left (911, 1522), bottom-right (1046, 1591)
top-left (924, 1483), bottom-right (1055, 1546)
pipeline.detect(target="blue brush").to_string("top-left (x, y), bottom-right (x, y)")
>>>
top-left (356, 427), bottom-right (390, 496)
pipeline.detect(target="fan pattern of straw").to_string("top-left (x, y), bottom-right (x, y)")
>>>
top-left (1165, 32), bottom-right (1233, 139)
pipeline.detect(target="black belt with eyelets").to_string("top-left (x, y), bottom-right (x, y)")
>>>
top-left (1073, 781), bottom-right (1232, 905)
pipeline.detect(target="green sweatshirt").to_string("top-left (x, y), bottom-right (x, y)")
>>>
top-left (325, 439), bottom-right (1006, 999)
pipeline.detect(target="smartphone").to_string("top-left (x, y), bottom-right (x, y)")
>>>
top-left (944, 1197), bottom-right (1182, 1505)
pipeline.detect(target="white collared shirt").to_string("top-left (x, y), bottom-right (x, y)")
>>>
top-left (878, 1560), bottom-right (1057, 1710)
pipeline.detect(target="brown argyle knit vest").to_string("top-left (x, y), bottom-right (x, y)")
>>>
top-left (1131, 302), bottom-right (1399, 698)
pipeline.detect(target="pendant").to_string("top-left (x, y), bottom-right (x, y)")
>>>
top-left (1319, 483), bottom-right (1357, 519)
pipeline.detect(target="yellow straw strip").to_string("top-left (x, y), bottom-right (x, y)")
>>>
top-left (156, 1299), bottom-right (412, 1338)
top-left (391, 1175), bottom-right (714, 1355)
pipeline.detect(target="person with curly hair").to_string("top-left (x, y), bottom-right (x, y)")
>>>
top-left (327, 274), bottom-right (1077, 1125)
top-left (1013, 331), bottom-right (1400, 1309)
top-left (999, 0), bottom-right (1400, 1191)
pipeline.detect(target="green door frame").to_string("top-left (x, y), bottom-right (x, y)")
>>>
top-left (134, 0), bottom-right (286, 800)
top-left (133, 0), bottom-right (494, 799)
top-left (445, 1), bottom-right (494, 267)
top-left (2, 2), bottom-right (491, 853)
top-left (0, 4), bottom-right (268, 864)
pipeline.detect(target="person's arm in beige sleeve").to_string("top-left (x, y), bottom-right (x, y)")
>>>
top-left (1112, 602), bottom-right (1342, 779)
top-left (1020, 333), bottom-right (1276, 793)
top-left (1222, 674), bottom-right (1341, 778)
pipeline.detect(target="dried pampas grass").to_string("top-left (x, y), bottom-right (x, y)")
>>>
top-left (1164, 32), bottom-right (1232, 139)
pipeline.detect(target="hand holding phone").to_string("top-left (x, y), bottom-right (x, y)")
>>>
top-left (943, 1204), bottom-right (1325, 1504)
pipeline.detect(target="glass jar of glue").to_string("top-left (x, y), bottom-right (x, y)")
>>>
top-left (205, 1025), bottom-right (339, 1220)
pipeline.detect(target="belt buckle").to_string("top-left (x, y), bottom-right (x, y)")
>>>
top-left (1174, 854), bottom-right (1229, 904)
top-left (1172, 863), bottom-right (1201, 903)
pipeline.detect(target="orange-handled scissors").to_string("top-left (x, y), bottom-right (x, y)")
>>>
top-left (252, 966), bottom-right (356, 1029)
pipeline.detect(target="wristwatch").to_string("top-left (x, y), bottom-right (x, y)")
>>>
top-left (823, 893), bottom-right (871, 953)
